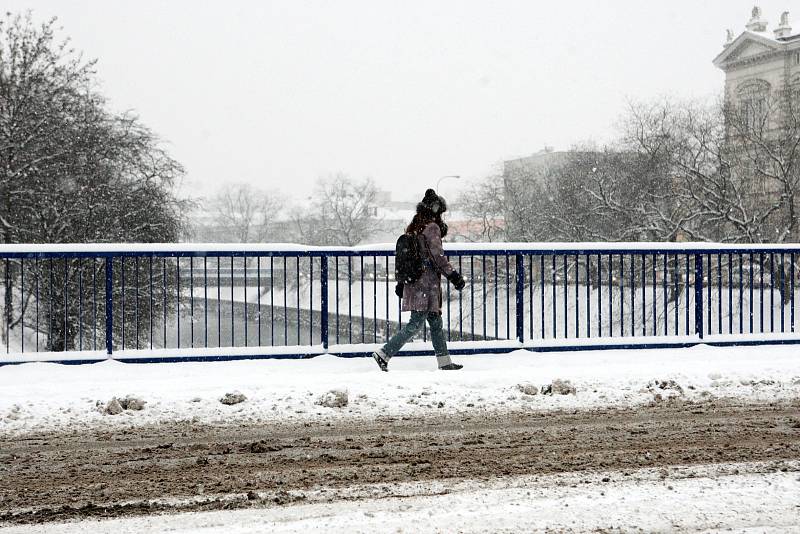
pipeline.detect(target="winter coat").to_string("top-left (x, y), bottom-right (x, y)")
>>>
top-left (401, 222), bottom-right (454, 313)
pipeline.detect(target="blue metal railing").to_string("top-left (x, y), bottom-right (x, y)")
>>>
top-left (1, 243), bottom-right (800, 364)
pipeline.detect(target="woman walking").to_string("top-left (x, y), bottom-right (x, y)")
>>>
top-left (372, 189), bottom-right (466, 371)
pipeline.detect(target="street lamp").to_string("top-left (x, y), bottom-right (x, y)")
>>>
top-left (436, 175), bottom-right (460, 193)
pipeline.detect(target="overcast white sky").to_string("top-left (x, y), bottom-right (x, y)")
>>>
top-left (6, 1), bottom-right (795, 202)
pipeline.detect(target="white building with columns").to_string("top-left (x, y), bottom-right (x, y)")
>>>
top-left (713, 7), bottom-right (800, 128)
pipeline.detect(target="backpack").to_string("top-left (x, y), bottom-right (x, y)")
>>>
top-left (395, 233), bottom-right (425, 284)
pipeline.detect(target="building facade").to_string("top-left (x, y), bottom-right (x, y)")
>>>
top-left (712, 7), bottom-right (800, 242)
top-left (713, 7), bottom-right (800, 129)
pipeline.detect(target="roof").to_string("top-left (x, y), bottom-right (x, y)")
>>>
top-left (503, 151), bottom-right (570, 175)
top-left (713, 30), bottom-right (800, 69)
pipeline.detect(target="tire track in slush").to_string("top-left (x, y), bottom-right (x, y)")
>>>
top-left (1, 398), bottom-right (799, 525)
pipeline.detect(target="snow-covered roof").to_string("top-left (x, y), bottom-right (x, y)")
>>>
top-left (714, 26), bottom-right (800, 69)
top-left (713, 31), bottom-right (783, 68)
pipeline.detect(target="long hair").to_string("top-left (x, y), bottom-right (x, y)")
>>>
top-left (406, 210), bottom-right (448, 237)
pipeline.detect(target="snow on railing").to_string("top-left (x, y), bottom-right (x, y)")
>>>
top-left (4, 241), bottom-right (800, 255)
top-left (1, 242), bottom-right (800, 364)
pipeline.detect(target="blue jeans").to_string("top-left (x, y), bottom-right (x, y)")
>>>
top-left (382, 311), bottom-right (453, 367)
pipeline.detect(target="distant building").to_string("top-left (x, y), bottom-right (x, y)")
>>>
top-left (502, 147), bottom-right (568, 184)
top-left (369, 192), bottom-right (416, 244)
top-left (368, 191), bottom-right (474, 244)
top-left (713, 7), bottom-right (800, 131)
top-left (712, 7), bottom-right (800, 240)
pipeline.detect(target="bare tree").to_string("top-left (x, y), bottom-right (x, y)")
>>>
top-left (502, 95), bottom-right (800, 245)
top-left (293, 174), bottom-right (379, 246)
top-left (723, 87), bottom-right (800, 243)
top-left (621, 94), bottom-right (800, 244)
top-left (501, 157), bottom-right (558, 242)
top-left (203, 183), bottom-right (284, 242)
top-left (455, 175), bottom-right (507, 242)
top-left (496, 144), bottom-right (677, 243)
top-left (546, 146), bottom-right (678, 241)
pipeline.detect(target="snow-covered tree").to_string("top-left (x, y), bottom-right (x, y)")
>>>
top-left (497, 146), bottom-right (676, 243)
top-left (488, 95), bottom-right (800, 248)
top-left (622, 95), bottom-right (800, 244)
top-left (0, 12), bottom-right (187, 350)
top-left (1, 13), bottom-right (186, 245)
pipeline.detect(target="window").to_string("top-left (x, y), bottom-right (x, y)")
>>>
top-left (791, 74), bottom-right (800, 91)
top-left (795, 52), bottom-right (800, 66)
top-left (736, 79), bottom-right (771, 131)
top-left (742, 98), bottom-right (766, 130)
top-left (790, 74), bottom-right (800, 116)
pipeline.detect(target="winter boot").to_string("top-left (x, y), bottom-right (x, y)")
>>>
top-left (372, 349), bottom-right (389, 372)
top-left (439, 363), bottom-right (463, 371)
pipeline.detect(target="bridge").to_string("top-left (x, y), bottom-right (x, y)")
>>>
top-left (1, 242), bottom-right (799, 364)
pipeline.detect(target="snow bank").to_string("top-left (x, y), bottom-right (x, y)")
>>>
top-left (1, 344), bottom-right (799, 436)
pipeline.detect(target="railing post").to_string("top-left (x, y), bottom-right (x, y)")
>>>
top-left (320, 255), bottom-right (328, 350)
top-left (105, 257), bottom-right (114, 355)
top-left (515, 254), bottom-right (525, 343)
top-left (694, 253), bottom-right (704, 339)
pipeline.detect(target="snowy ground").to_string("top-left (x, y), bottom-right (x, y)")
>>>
top-left (1, 344), bottom-right (800, 436)
top-left (2, 344), bottom-right (799, 533)
top-left (5, 461), bottom-right (799, 533)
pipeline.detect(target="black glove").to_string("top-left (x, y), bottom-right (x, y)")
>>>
top-left (395, 282), bottom-right (404, 298)
top-left (447, 271), bottom-right (466, 291)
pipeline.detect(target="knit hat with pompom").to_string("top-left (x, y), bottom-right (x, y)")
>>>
top-left (417, 188), bottom-right (447, 215)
